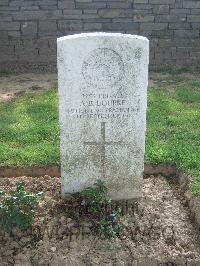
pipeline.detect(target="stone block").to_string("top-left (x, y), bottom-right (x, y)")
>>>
top-left (0, 6), bottom-right (20, 11)
top-left (134, 0), bottom-right (148, 3)
top-left (183, 1), bottom-right (200, 9)
top-left (83, 9), bottom-right (98, 14)
top-left (38, 0), bottom-right (57, 5)
top-left (0, 22), bottom-right (20, 31)
top-left (140, 22), bottom-right (168, 31)
top-left (39, 47), bottom-right (56, 56)
top-left (134, 15), bottom-right (154, 22)
top-left (21, 21), bottom-right (37, 36)
top-left (83, 23), bottom-right (102, 30)
top-left (191, 23), bottom-right (200, 30)
top-left (0, 45), bottom-right (14, 55)
top-left (103, 22), bottom-right (139, 30)
top-left (170, 8), bottom-right (190, 14)
top-left (169, 22), bottom-right (191, 29)
top-left (83, 18), bottom-right (111, 23)
top-left (15, 45), bottom-right (39, 56)
top-left (9, 0), bottom-right (23, 6)
top-left (155, 14), bottom-right (186, 22)
top-left (149, 0), bottom-right (175, 4)
top-left (0, 12), bottom-right (12, 21)
top-left (48, 38), bottom-right (57, 49)
top-left (107, 2), bottom-right (132, 8)
top-left (8, 31), bottom-right (21, 38)
top-left (58, 0), bottom-right (75, 9)
top-left (63, 10), bottom-right (83, 15)
top-left (125, 9), bottom-right (152, 16)
top-left (153, 5), bottom-right (169, 14)
top-left (40, 5), bottom-right (58, 10)
top-left (172, 50), bottom-right (190, 59)
top-left (81, 14), bottom-right (100, 19)
top-left (125, 29), bottom-right (140, 35)
top-left (12, 10), bottom-right (63, 20)
top-left (23, 38), bottom-right (49, 49)
top-left (174, 30), bottom-right (199, 39)
top-left (98, 9), bottom-right (123, 18)
top-left (151, 29), bottom-right (173, 37)
top-left (190, 52), bottom-right (200, 59)
top-left (191, 9), bottom-right (200, 15)
top-left (21, 6), bottom-right (40, 11)
top-left (76, 2), bottom-right (107, 9)
top-left (187, 16), bottom-right (200, 23)
top-left (39, 20), bottom-right (57, 36)
top-left (58, 20), bottom-right (83, 31)
top-left (76, 0), bottom-right (92, 2)
top-left (113, 18), bottom-right (133, 23)
top-left (159, 39), bottom-right (200, 47)
top-left (155, 51), bottom-right (172, 60)
top-left (169, 2), bottom-right (183, 9)
top-left (133, 4), bottom-right (153, 10)
top-left (0, 0), bottom-right (9, 5)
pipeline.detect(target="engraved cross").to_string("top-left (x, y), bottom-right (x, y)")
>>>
top-left (84, 122), bottom-right (124, 179)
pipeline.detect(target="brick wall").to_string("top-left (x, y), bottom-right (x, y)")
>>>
top-left (0, 0), bottom-right (200, 71)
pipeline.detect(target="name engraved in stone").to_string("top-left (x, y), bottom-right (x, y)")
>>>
top-left (66, 92), bottom-right (140, 119)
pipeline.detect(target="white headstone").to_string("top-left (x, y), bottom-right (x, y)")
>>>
top-left (57, 32), bottom-right (149, 200)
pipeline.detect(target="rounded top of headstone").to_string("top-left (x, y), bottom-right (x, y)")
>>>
top-left (57, 32), bottom-right (149, 43)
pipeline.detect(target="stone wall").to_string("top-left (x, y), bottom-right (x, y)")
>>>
top-left (0, 0), bottom-right (200, 71)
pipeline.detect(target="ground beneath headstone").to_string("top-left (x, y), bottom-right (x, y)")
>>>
top-left (0, 175), bottom-right (200, 266)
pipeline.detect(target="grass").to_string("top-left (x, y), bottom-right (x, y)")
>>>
top-left (0, 89), bottom-right (60, 167)
top-left (0, 71), bottom-right (200, 195)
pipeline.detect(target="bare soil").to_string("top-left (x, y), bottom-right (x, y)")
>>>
top-left (0, 175), bottom-right (200, 266)
top-left (0, 71), bottom-right (199, 102)
top-left (0, 73), bottom-right (57, 102)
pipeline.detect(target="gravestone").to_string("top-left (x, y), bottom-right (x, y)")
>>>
top-left (57, 33), bottom-right (149, 200)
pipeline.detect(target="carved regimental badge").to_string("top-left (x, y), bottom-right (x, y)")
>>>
top-left (82, 48), bottom-right (125, 89)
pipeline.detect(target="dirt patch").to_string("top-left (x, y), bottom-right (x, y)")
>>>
top-left (0, 164), bottom-right (177, 178)
top-left (0, 175), bottom-right (200, 266)
top-left (1, 71), bottom-right (199, 102)
top-left (0, 73), bottom-right (57, 102)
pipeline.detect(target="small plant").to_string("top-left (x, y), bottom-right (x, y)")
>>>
top-left (78, 180), bottom-right (123, 239)
top-left (0, 181), bottom-right (43, 232)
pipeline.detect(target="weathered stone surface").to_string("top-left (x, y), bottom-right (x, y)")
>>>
top-left (153, 5), bottom-right (169, 15)
top-left (187, 16), bottom-right (200, 23)
top-left (58, 0), bottom-right (75, 9)
top-left (39, 20), bottom-right (57, 36)
top-left (134, 15), bottom-right (155, 22)
top-left (174, 30), bottom-right (199, 39)
top-left (0, 0), bottom-right (9, 5)
top-left (169, 22), bottom-right (191, 30)
top-left (140, 22), bottom-right (168, 31)
top-left (58, 20), bottom-right (83, 31)
top-left (155, 14), bottom-right (186, 23)
top-left (134, 0), bottom-right (148, 3)
top-left (103, 22), bottom-right (139, 30)
top-left (149, 0), bottom-right (175, 4)
top-left (21, 21), bottom-right (37, 36)
top-left (98, 9), bottom-right (123, 18)
top-left (57, 33), bottom-right (149, 200)
top-left (183, 1), bottom-right (200, 9)
top-left (83, 22), bottom-right (102, 30)
top-left (0, 21), bottom-right (20, 30)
